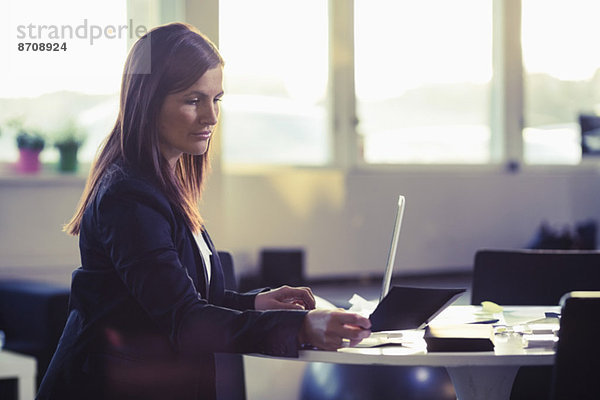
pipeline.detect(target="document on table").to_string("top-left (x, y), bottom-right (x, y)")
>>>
top-left (354, 329), bottom-right (426, 348)
top-left (501, 309), bottom-right (553, 326)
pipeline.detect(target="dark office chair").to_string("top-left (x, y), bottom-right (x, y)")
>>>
top-left (0, 280), bottom-right (70, 389)
top-left (218, 250), bottom-right (239, 293)
top-left (471, 249), bottom-right (600, 400)
top-left (215, 251), bottom-right (246, 400)
top-left (260, 248), bottom-right (305, 287)
top-left (472, 249), bottom-right (600, 305)
top-left (550, 292), bottom-right (600, 400)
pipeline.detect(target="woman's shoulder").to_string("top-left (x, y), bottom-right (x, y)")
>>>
top-left (97, 163), bottom-right (170, 208)
top-left (82, 163), bottom-right (181, 234)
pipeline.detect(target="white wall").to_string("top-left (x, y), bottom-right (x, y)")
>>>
top-left (0, 173), bottom-right (83, 284)
top-left (2, 164), bottom-right (599, 285)
top-left (217, 166), bottom-right (600, 278)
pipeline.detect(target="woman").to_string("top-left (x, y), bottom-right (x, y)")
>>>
top-left (36, 22), bottom-right (371, 400)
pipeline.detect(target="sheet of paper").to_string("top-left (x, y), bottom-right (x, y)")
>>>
top-left (314, 295), bottom-right (338, 310)
top-left (355, 329), bottom-right (425, 348)
top-left (347, 293), bottom-right (378, 317)
top-left (338, 345), bottom-right (427, 356)
top-left (501, 309), bottom-right (549, 326)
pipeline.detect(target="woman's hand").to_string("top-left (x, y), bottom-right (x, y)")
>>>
top-left (298, 309), bottom-right (372, 351)
top-left (255, 285), bottom-right (316, 310)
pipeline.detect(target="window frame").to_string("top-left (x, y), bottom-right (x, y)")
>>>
top-left (213, 0), bottom-right (526, 171)
top-left (213, 0), bottom-right (600, 173)
top-left (2, 0), bottom-right (596, 178)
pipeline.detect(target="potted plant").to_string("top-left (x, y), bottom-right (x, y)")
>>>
top-left (54, 120), bottom-right (86, 173)
top-left (16, 129), bottom-right (45, 174)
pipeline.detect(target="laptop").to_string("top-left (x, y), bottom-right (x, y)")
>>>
top-left (380, 195), bottom-right (406, 302)
top-left (314, 195), bottom-right (406, 311)
top-left (315, 194), bottom-right (465, 331)
top-left (369, 195), bottom-right (466, 332)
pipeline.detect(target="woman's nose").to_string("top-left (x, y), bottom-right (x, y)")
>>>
top-left (199, 102), bottom-right (219, 125)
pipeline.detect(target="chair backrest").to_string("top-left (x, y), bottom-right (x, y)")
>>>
top-left (217, 251), bottom-right (238, 291)
top-left (260, 248), bottom-right (304, 287)
top-left (0, 280), bottom-right (70, 388)
top-left (551, 292), bottom-right (600, 400)
top-left (471, 249), bottom-right (600, 305)
top-left (215, 251), bottom-right (246, 400)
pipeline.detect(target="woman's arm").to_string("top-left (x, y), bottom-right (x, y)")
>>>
top-left (96, 179), bottom-right (306, 357)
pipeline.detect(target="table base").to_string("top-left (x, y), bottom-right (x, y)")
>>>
top-left (447, 366), bottom-right (519, 400)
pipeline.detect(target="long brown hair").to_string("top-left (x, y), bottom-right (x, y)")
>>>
top-left (64, 22), bottom-right (223, 235)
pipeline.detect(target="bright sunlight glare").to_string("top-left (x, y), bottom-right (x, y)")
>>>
top-left (219, 0), bottom-right (328, 104)
top-left (0, 0), bottom-right (128, 98)
top-left (522, 0), bottom-right (600, 81)
top-left (354, 0), bottom-right (493, 101)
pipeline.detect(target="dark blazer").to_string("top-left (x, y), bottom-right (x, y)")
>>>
top-left (37, 163), bottom-right (307, 400)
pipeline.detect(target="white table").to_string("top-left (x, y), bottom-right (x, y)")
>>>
top-left (0, 350), bottom-right (37, 400)
top-left (298, 344), bottom-right (554, 400)
top-left (253, 306), bottom-right (559, 400)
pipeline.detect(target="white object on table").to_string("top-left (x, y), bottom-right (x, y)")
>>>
top-left (0, 350), bottom-right (37, 400)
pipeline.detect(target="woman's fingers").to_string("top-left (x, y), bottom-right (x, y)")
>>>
top-left (255, 285), bottom-right (316, 310)
top-left (275, 300), bottom-right (307, 310)
top-left (301, 310), bottom-right (372, 350)
top-left (277, 286), bottom-right (316, 310)
top-left (335, 311), bottom-right (372, 330)
top-left (296, 286), bottom-right (316, 309)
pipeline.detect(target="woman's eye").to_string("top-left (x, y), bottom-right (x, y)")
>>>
top-left (213, 97), bottom-right (222, 104)
top-left (186, 99), bottom-right (199, 105)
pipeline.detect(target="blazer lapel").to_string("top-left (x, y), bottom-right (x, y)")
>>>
top-left (185, 227), bottom-right (208, 299)
top-left (202, 230), bottom-right (224, 304)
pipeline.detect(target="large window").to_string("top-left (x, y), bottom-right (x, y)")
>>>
top-left (216, 0), bottom-right (600, 168)
top-left (218, 0), bottom-right (329, 166)
top-left (354, 0), bottom-right (493, 164)
top-left (4, 1), bottom-right (599, 170)
top-left (522, 0), bottom-right (600, 165)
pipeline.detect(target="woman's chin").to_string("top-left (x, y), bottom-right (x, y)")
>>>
top-left (188, 143), bottom-right (210, 156)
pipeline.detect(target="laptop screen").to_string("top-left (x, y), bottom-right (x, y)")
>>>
top-left (380, 195), bottom-right (405, 302)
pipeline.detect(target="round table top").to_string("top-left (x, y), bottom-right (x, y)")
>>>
top-left (253, 305), bottom-right (559, 368)
top-left (296, 346), bottom-right (555, 367)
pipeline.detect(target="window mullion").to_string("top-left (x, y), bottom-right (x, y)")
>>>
top-left (160, 0), bottom-right (186, 24)
top-left (185, 0), bottom-right (218, 44)
top-left (185, 0), bottom-right (221, 173)
top-left (491, 0), bottom-right (523, 167)
top-left (329, 0), bottom-right (358, 169)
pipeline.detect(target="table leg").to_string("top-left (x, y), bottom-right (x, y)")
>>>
top-left (447, 366), bottom-right (519, 400)
top-left (18, 376), bottom-right (36, 400)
